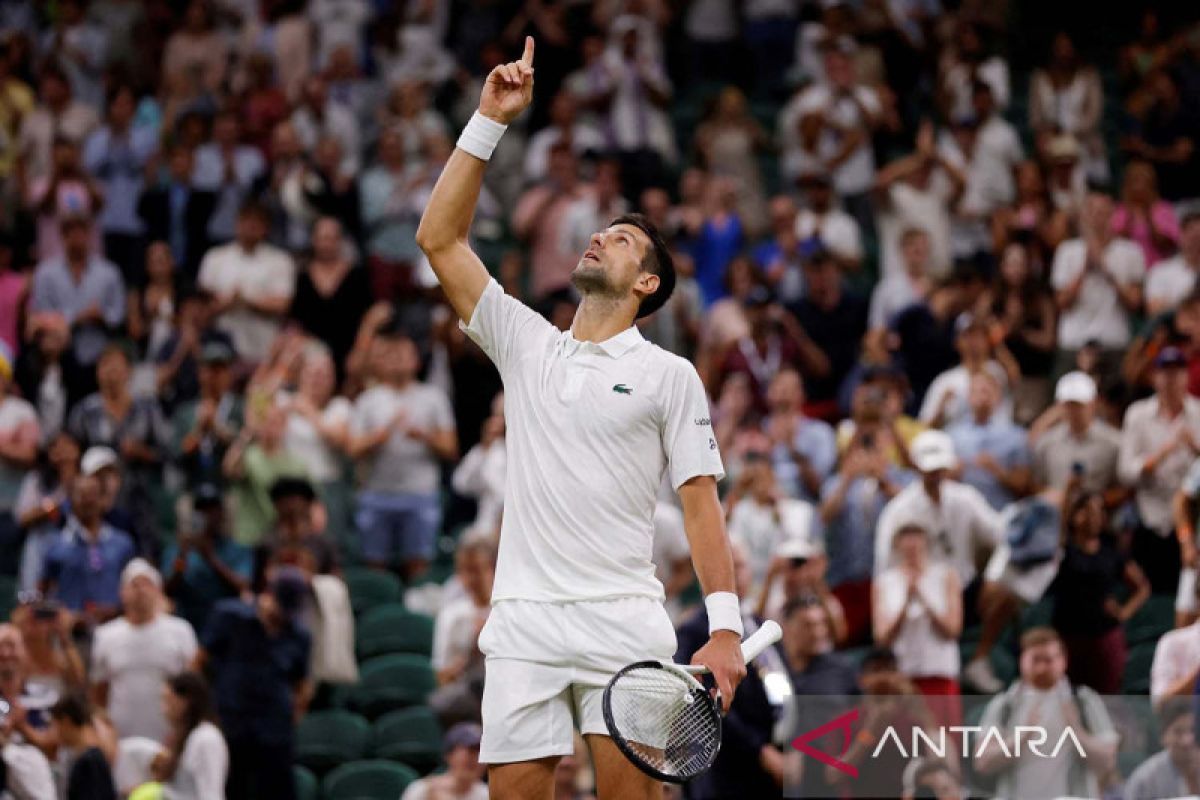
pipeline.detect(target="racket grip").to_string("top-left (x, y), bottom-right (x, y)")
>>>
top-left (681, 619), bottom-right (783, 675)
top-left (739, 620), bottom-right (782, 663)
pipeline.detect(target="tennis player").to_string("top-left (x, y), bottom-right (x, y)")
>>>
top-left (416, 37), bottom-right (747, 799)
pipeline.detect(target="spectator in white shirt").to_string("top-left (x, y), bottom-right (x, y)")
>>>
top-left (451, 393), bottom-right (506, 540)
top-left (401, 723), bottom-right (488, 800)
top-left (1146, 208), bottom-right (1200, 317)
top-left (875, 430), bottom-right (1015, 693)
top-left (1051, 188), bottom-right (1145, 367)
top-left (918, 314), bottom-right (1015, 429)
top-left (872, 523), bottom-right (963, 726)
top-left (1151, 588), bottom-right (1200, 710)
top-left (290, 75), bottom-right (360, 176)
top-left (869, 227), bottom-right (935, 331)
top-left (874, 122), bottom-right (965, 280)
top-left (197, 202), bottom-right (296, 365)
top-left (348, 325), bottom-right (457, 578)
top-left (90, 559), bottom-right (199, 743)
top-left (1120, 347), bottom-right (1200, 595)
top-left (794, 171), bottom-right (863, 273)
top-left (523, 90), bottom-right (605, 183)
top-left (429, 539), bottom-right (493, 729)
top-left (787, 37), bottom-right (880, 232)
top-left (152, 671), bottom-right (229, 800)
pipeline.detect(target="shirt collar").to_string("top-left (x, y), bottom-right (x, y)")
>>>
top-left (65, 516), bottom-right (112, 544)
top-left (564, 326), bottom-right (644, 359)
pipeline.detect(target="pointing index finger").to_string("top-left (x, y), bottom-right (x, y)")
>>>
top-left (521, 35), bottom-right (535, 68)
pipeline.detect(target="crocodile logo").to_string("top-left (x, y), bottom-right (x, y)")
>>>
top-left (612, 384), bottom-right (633, 395)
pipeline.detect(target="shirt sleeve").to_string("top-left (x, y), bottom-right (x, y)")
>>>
top-left (1149, 636), bottom-right (1178, 700)
top-left (660, 360), bottom-right (725, 489)
top-left (1050, 241), bottom-right (1081, 290)
top-left (1183, 459), bottom-right (1200, 498)
top-left (89, 628), bottom-right (111, 683)
top-left (461, 278), bottom-right (556, 377)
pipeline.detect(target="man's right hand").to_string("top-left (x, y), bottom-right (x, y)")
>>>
top-left (479, 36), bottom-right (535, 125)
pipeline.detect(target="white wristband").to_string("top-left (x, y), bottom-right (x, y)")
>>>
top-left (456, 111), bottom-right (507, 161)
top-left (705, 592), bottom-right (744, 637)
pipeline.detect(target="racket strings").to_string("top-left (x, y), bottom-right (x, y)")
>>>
top-left (607, 667), bottom-right (721, 780)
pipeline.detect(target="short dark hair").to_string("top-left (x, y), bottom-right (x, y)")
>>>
top-left (610, 213), bottom-right (675, 319)
top-left (1020, 626), bottom-right (1063, 652)
top-left (269, 477), bottom-right (316, 504)
top-left (860, 647), bottom-right (898, 673)
top-left (1159, 697), bottom-right (1194, 733)
top-left (50, 691), bottom-right (93, 726)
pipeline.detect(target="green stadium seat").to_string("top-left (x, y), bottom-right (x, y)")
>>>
top-left (294, 765), bottom-right (319, 800)
top-left (356, 604), bottom-right (435, 660)
top-left (322, 760), bottom-right (420, 800)
top-left (1124, 596), bottom-right (1174, 647)
top-left (1122, 642), bottom-right (1157, 695)
top-left (371, 706), bottom-right (443, 773)
top-left (295, 710), bottom-right (371, 773)
top-left (344, 568), bottom-right (403, 616)
top-left (348, 654), bottom-right (436, 718)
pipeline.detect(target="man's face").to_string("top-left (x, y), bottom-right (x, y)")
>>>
top-left (957, 328), bottom-right (989, 361)
top-left (312, 219), bottom-right (342, 260)
top-left (274, 496), bottom-right (311, 534)
top-left (1155, 366), bottom-right (1189, 401)
top-left (1084, 193), bottom-right (1114, 235)
top-left (766, 370), bottom-right (802, 412)
top-left (236, 212), bottom-right (267, 247)
top-left (63, 221), bottom-right (91, 258)
top-left (788, 605), bottom-right (831, 657)
top-left (72, 475), bottom-right (103, 524)
top-left (446, 744), bottom-right (484, 781)
top-left (198, 361), bottom-right (232, 396)
top-left (1020, 641), bottom-right (1066, 689)
top-left (1063, 399), bottom-right (1092, 429)
top-left (457, 550), bottom-right (494, 601)
top-left (571, 224), bottom-right (655, 305)
top-left (169, 148), bottom-right (193, 182)
top-left (96, 351), bottom-right (130, 392)
top-left (120, 575), bottom-right (160, 617)
top-left (1164, 712), bottom-right (1198, 764)
top-left (894, 531), bottom-right (927, 567)
top-left (372, 337), bottom-right (418, 382)
top-left (967, 375), bottom-right (998, 419)
top-left (768, 196), bottom-right (795, 235)
top-left (0, 631), bottom-right (23, 679)
top-left (214, 115), bottom-right (239, 147)
top-left (824, 50), bottom-right (853, 88)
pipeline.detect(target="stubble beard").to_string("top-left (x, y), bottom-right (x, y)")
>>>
top-left (570, 261), bottom-right (620, 299)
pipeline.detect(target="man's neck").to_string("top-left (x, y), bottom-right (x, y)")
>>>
top-left (1159, 394), bottom-right (1185, 417)
top-left (1067, 419), bottom-right (1090, 439)
top-left (126, 609), bottom-right (155, 627)
top-left (237, 240), bottom-right (260, 256)
top-left (65, 252), bottom-right (88, 273)
top-left (972, 410), bottom-right (991, 426)
top-left (572, 296), bottom-right (635, 344)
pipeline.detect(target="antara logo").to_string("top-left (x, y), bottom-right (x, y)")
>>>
top-left (790, 709), bottom-right (1088, 779)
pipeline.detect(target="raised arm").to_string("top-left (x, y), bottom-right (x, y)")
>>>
top-left (416, 37), bottom-right (536, 323)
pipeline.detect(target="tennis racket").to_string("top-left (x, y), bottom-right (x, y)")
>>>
top-left (601, 619), bottom-right (783, 783)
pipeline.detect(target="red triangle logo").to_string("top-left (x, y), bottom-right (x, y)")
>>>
top-left (791, 708), bottom-right (860, 778)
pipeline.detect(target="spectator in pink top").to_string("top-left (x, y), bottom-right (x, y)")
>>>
top-left (1112, 159), bottom-right (1180, 267)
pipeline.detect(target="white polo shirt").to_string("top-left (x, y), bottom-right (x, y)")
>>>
top-left (463, 279), bottom-right (724, 603)
top-left (1050, 237), bottom-right (1145, 350)
top-left (874, 479), bottom-right (1002, 586)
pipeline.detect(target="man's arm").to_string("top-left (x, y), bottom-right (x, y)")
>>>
top-left (416, 37), bottom-right (536, 323)
top-left (678, 476), bottom-right (748, 712)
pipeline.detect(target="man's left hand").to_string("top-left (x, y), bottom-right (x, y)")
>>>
top-left (690, 629), bottom-right (746, 714)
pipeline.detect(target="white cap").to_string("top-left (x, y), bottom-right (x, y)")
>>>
top-left (80, 446), bottom-right (119, 477)
top-left (120, 558), bottom-right (162, 589)
top-left (911, 430), bottom-right (958, 473)
top-left (775, 536), bottom-right (821, 561)
top-left (1055, 371), bottom-right (1097, 404)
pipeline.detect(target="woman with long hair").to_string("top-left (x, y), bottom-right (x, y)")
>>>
top-left (1050, 490), bottom-right (1149, 694)
top-left (152, 671), bottom-right (228, 799)
top-left (976, 243), bottom-right (1057, 423)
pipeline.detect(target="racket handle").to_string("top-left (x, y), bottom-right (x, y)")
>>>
top-left (740, 619), bottom-right (782, 663)
top-left (681, 619), bottom-right (783, 674)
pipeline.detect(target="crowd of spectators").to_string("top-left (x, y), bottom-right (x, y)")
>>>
top-left (1, 0), bottom-right (1200, 799)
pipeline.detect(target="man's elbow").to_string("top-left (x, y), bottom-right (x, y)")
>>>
top-left (416, 219), bottom-right (458, 256)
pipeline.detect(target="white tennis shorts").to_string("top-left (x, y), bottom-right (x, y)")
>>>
top-left (478, 596), bottom-right (678, 764)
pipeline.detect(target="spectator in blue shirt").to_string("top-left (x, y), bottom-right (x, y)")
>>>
top-left (948, 371), bottom-right (1032, 509)
top-left (40, 472), bottom-right (135, 622)
top-left (162, 483), bottom-right (252, 632)
top-left (192, 110), bottom-right (266, 245)
top-left (82, 83), bottom-right (158, 282)
top-left (763, 368), bottom-right (837, 503)
top-left (28, 215), bottom-right (126, 369)
top-left (198, 567), bottom-right (311, 800)
top-left (818, 434), bottom-right (914, 645)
